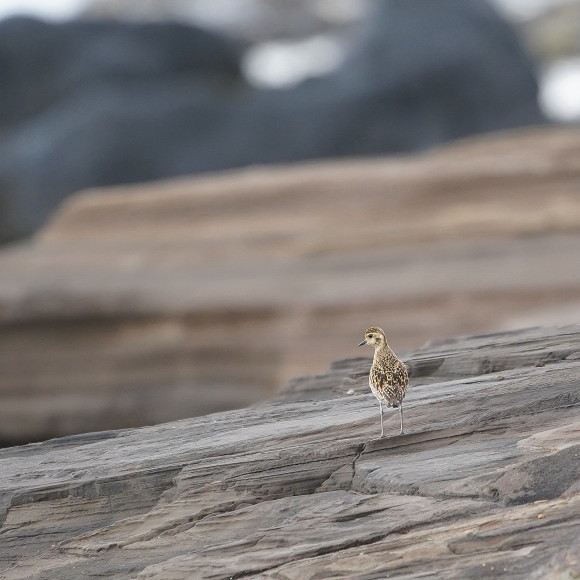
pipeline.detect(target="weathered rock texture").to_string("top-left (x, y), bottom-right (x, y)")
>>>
top-left (1, 125), bottom-right (580, 444)
top-left (1, 324), bottom-right (579, 579)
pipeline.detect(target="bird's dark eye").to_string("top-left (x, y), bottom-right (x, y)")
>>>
top-left (367, 334), bottom-right (373, 339)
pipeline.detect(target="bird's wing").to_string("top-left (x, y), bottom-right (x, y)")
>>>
top-left (370, 362), bottom-right (408, 405)
top-left (392, 363), bottom-right (409, 394)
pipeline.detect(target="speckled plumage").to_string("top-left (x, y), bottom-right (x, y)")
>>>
top-left (359, 326), bottom-right (409, 438)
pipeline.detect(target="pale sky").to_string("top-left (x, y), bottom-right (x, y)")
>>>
top-left (0, 0), bottom-right (89, 20)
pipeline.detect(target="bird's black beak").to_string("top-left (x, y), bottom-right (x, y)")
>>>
top-left (358, 339), bottom-right (367, 347)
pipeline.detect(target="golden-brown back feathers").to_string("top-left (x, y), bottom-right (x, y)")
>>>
top-left (360, 326), bottom-right (408, 407)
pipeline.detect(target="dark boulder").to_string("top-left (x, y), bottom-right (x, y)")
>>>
top-left (0, 16), bottom-right (244, 241)
top-left (0, 16), bottom-right (242, 131)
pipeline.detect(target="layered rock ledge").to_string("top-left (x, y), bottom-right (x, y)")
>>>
top-left (2, 125), bottom-right (580, 444)
top-left (1, 324), bottom-right (579, 579)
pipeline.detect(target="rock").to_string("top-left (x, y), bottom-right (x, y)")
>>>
top-left (336, 0), bottom-right (544, 142)
top-left (0, 324), bottom-right (579, 578)
top-left (0, 16), bottom-right (242, 130)
top-left (0, 0), bottom-right (544, 241)
top-left (484, 445), bottom-right (580, 505)
top-left (1, 125), bottom-right (580, 445)
top-left (0, 16), bottom-right (244, 241)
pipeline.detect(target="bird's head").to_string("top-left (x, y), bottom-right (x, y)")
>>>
top-left (358, 327), bottom-right (387, 349)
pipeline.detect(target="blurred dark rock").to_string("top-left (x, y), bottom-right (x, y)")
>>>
top-left (0, 16), bottom-right (244, 241)
top-left (1, 125), bottom-right (580, 445)
top-left (0, 0), bottom-right (545, 241)
top-left (336, 0), bottom-right (544, 145)
top-left (0, 16), bottom-right (242, 130)
top-left (1, 323), bottom-right (579, 577)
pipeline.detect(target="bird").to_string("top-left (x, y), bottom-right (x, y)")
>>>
top-left (359, 326), bottom-right (409, 438)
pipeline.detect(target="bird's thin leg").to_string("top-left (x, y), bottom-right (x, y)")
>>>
top-left (399, 403), bottom-right (404, 435)
top-left (379, 402), bottom-right (384, 438)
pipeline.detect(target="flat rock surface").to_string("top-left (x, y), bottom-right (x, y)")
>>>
top-left (1, 324), bottom-right (579, 579)
top-left (2, 125), bottom-right (580, 443)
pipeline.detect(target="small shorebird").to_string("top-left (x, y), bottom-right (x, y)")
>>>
top-left (359, 327), bottom-right (409, 438)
